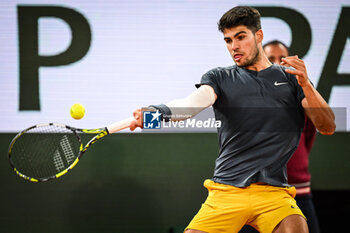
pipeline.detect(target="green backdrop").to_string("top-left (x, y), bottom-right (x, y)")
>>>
top-left (1, 132), bottom-right (349, 233)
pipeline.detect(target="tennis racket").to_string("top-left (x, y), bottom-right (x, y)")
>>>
top-left (8, 118), bottom-right (134, 182)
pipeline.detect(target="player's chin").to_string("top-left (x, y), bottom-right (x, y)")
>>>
top-left (235, 61), bottom-right (246, 67)
top-left (233, 60), bottom-right (241, 66)
top-left (233, 58), bottom-right (247, 67)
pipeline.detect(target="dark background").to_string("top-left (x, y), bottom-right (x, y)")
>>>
top-left (1, 132), bottom-right (349, 233)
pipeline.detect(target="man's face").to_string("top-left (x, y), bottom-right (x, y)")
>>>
top-left (223, 25), bottom-right (261, 68)
top-left (264, 44), bottom-right (289, 64)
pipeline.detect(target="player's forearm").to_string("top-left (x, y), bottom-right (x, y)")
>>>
top-left (166, 85), bottom-right (216, 121)
top-left (166, 99), bottom-right (205, 121)
top-left (302, 82), bottom-right (336, 135)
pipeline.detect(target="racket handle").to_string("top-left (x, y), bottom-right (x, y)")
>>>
top-left (107, 117), bottom-right (134, 134)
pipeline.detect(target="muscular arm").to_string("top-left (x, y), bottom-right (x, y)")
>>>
top-left (300, 84), bottom-right (335, 135)
top-left (130, 85), bottom-right (217, 130)
top-left (281, 56), bottom-right (336, 135)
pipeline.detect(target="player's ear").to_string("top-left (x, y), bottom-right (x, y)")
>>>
top-left (255, 29), bottom-right (263, 44)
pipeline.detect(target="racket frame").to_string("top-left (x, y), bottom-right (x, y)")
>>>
top-left (8, 123), bottom-right (109, 182)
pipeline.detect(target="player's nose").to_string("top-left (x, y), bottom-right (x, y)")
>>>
top-left (230, 42), bottom-right (240, 52)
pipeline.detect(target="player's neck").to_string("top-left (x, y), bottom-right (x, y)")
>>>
top-left (244, 51), bottom-right (272, 72)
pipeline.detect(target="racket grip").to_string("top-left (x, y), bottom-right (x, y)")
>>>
top-left (107, 117), bottom-right (134, 134)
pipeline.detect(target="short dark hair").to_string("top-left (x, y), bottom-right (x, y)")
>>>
top-left (263, 40), bottom-right (289, 53)
top-left (218, 6), bottom-right (261, 33)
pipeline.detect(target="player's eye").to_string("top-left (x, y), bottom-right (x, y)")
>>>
top-left (237, 35), bottom-right (245, 40)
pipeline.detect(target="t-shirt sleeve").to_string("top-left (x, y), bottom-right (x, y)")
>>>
top-left (195, 69), bottom-right (221, 98)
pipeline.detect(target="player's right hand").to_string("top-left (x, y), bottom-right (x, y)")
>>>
top-left (130, 108), bottom-right (143, 131)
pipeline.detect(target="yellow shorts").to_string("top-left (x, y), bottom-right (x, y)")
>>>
top-left (185, 179), bottom-right (305, 233)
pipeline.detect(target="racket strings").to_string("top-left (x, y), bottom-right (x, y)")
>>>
top-left (10, 125), bottom-right (81, 180)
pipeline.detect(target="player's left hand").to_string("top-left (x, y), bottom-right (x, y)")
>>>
top-left (281, 55), bottom-right (310, 87)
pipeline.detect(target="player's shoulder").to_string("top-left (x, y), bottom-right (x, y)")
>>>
top-left (270, 64), bottom-right (303, 88)
top-left (268, 64), bottom-right (296, 79)
top-left (272, 64), bottom-right (295, 74)
top-left (204, 65), bottom-right (238, 76)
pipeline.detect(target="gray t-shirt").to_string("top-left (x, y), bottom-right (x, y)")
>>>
top-left (196, 64), bottom-right (305, 187)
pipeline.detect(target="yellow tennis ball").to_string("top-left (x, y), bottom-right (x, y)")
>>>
top-left (70, 103), bottom-right (85, 120)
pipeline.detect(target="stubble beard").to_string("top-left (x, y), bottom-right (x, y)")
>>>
top-left (237, 42), bottom-right (260, 68)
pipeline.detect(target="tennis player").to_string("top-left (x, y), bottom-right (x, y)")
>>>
top-left (130, 6), bottom-right (335, 233)
top-left (263, 40), bottom-right (321, 233)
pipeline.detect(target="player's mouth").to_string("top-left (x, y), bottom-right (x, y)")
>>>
top-left (233, 54), bottom-right (243, 62)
